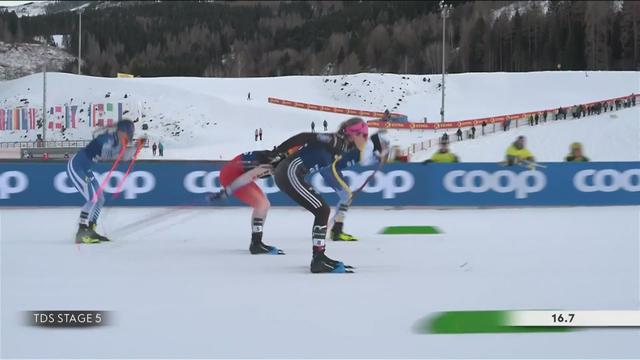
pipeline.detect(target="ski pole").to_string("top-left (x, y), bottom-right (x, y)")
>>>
top-left (112, 139), bottom-right (145, 200)
top-left (92, 145), bottom-right (126, 203)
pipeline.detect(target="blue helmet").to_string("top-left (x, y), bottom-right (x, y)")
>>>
top-left (116, 119), bottom-right (134, 141)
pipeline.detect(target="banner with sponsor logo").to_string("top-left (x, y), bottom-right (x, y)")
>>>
top-left (0, 161), bottom-right (638, 207)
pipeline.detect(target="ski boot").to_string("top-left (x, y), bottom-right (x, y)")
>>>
top-left (310, 251), bottom-right (354, 273)
top-left (89, 222), bottom-right (111, 242)
top-left (330, 222), bottom-right (358, 241)
top-left (75, 224), bottom-right (101, 244)
top-left (249, 231), bottom-right (283, 255)
top-left (250, 240), bottom-right (285, 255)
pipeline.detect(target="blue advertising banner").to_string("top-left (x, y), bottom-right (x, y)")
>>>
top-left (0, 161), bottom-right (638, 207)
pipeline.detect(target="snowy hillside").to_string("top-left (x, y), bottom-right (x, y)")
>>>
top-left (0, 41), bottom-right (75, 80)
top-left (0, 71), bottom-right (638, 160)
top-left (412, 107), bottom-right (640, 162)
top-left (0, 1), bottom-right (129, 17)
top-left (0, 1), bottom-right (51, 17)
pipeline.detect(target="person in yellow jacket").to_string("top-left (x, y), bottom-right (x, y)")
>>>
top-left (565, 142), bottom-right (590, 162)
top-left (423, 138), bottom-right (459, 163)
top-left (505, 136), bottom-right (534, 166)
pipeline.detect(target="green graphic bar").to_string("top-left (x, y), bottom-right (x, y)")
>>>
top-left (415, 311), bottom-right (573, 334)
top-left (379, 226), bottom-right (441, 235)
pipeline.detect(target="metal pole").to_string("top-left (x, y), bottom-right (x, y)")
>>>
top-left (43, 63), bottom-right (47, 142)
top-left (78, 10), bottom-right (82, 75)
top-left (440, 5), bottom-right (447, 123)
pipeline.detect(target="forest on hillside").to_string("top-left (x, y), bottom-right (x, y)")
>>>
top-left (0, 1), bottom-right (638, 77)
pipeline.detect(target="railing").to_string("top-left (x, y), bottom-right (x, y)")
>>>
top-left (404, 95), bottom-right (639, 159)
top-left (0, 140), bottom-right (93, 149)
top-left (0, 139), bottom-right (150, 149)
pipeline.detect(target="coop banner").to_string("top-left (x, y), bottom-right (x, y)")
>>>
top-left (0, 162), bottom-right (638, 207)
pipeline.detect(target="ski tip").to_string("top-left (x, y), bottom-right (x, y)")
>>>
top-left (267, 247), bottom-right (285, 255)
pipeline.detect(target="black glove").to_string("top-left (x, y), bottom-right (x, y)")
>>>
top-left (267, 151), bottom-right (287, 166)
top-left (208, 189), bottom-right (228, 201)
top-left (329, 133), bottom-right (350, 154)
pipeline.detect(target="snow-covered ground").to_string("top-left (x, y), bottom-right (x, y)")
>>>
top-left (412, 106), bottom-right (640, 162)
top-left (1, 71), bottom-right (638, 161)
top-left (1, 206), bottom-right (639, 358)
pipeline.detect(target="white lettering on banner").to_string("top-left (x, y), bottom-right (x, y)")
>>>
top-left (184, 170), bottom-right (295, 195)
top-left (183, 171), bottom-right (220, 194)
top-left (184, 170), bottom-right (414, 199)
top-left (443, 170), bottom-right (546, 199)
top-left (310, 170), bottom-right (414, 199)
top-left (574, 169), bottom-right (640, 193)
top-left (0, 171), bottom-right (28, 199)
top-left (54, 171), bottom-right (155, 199)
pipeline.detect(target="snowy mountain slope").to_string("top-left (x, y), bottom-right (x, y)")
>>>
top-left (0, 1), bottom-right (51, 17)
top-left (0, 71), bottom-right (638, 160)
top-left (0, 41), bottom-right (75, 80)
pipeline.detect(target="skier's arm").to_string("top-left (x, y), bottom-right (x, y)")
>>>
top-left (273, 133), bottom-right (320, 153)
top-left (227, 165), bottom-right (272, 193)
top-left (274, 132), bottom-right (347, 156)
top-left (212, 165), bottom-right (272, 200)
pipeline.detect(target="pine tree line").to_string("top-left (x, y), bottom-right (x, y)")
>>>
top-left (0, 1), bottom-right (638, 77)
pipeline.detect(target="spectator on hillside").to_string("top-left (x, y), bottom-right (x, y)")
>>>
top-left (581, 104), bottom-right (586, 117)
top-left (152, 142), bottom-right (157, 156)
top-left (423, 138), bottom-right (459, 164)
top-left (259, 128), bottom-right (263, 141)
top-left (255, 129), bottom-right (259, 141)
top-left (481, 120), bottom-right (487, 135)
top-left (64, 153), bottom-right (70, 160)
top-left (456, 128), bottom-right (462, 141)
top-left (43, 152), bottom-right (49, 161)
top-left (158, 142), bottom-right (164, 157)
top-left (247, 92), bottom-right (251, 101)
top-left (442, 132), bottom-right (449, 143)
top-left (382, 109), bottom-right (391, 122)
top-left (535, 113), bottom-right (539, 125)
top-left (323, 119), bottom-right (328, 131)
top-left (543, 110), bottom-right (548, 122)
top-left (631, 93), bottom-right (636, 106)
top-left (470, 126), bottom-right (476, 139)
top-left (505, 136), bottom-right (534, 166)
top-left (311, 121), bottom-right (315, 133)
top-left (565, 142), bottom-right (589, 162)
top-left (529, 114), bottom-right (534, 126)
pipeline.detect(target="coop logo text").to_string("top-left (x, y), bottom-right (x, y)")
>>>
top-left (443, 170), bottom-right (546, 199)
top-left (574, 169), bottom-right (640, 192)
top-left (0, 171), bottom-right (29, 199)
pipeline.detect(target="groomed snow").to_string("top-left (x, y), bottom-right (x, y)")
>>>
top-left (1, 206), bottom-right (639, 358)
